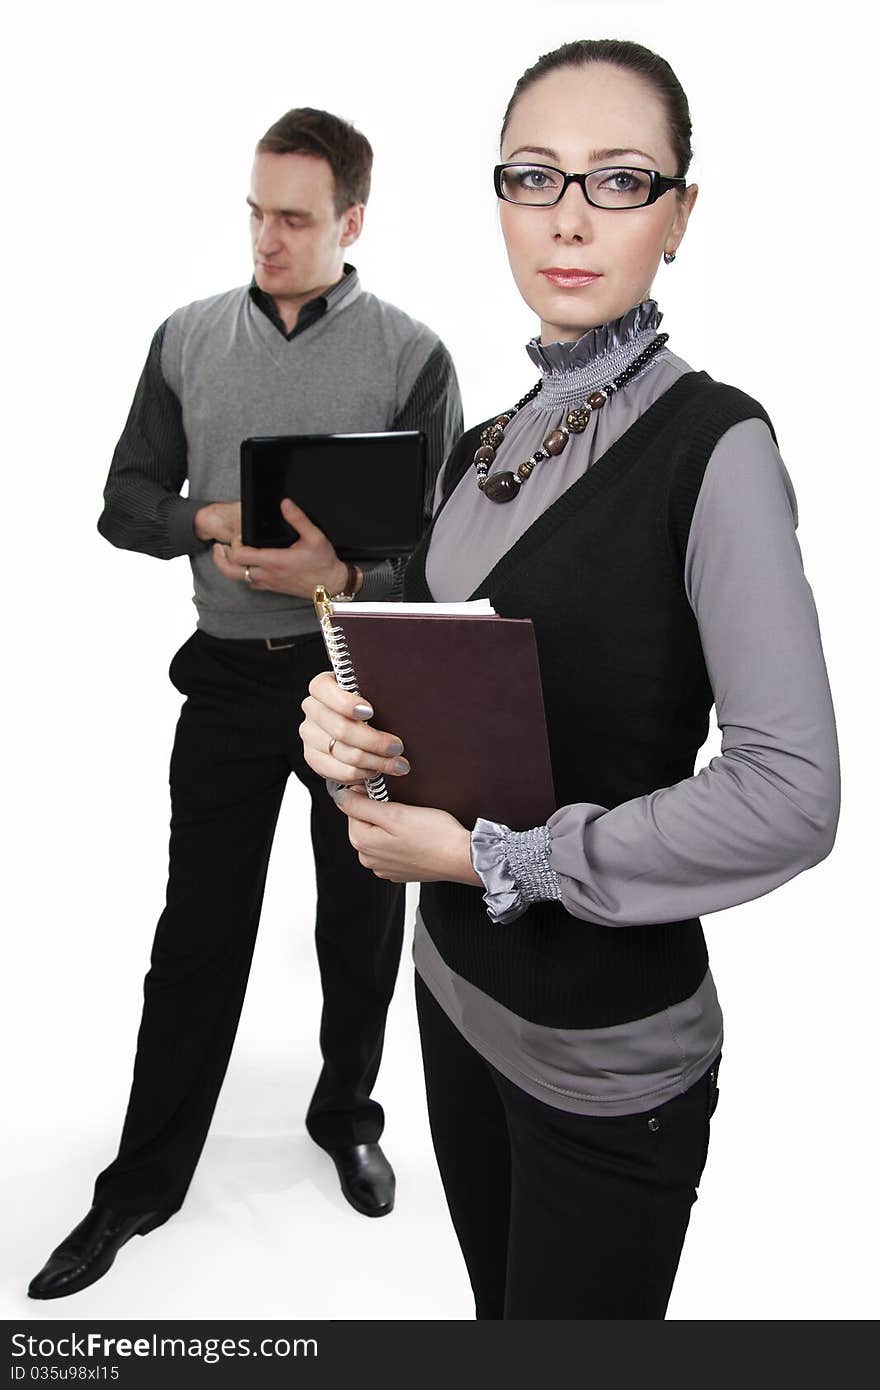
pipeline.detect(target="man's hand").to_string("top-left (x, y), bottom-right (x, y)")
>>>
top-left (194, 502), bottom-right (241, 544)
top-left (211, 498), bottom-right (353, 599)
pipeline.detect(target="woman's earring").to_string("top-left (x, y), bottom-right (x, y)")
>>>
top-left (663, 251), bottom-right (676, 265)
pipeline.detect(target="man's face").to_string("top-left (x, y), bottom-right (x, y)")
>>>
top-left (247, 151), bottom-right (362, 308)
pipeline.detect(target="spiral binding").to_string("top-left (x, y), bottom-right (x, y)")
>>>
top-left (318, 610), bottom-right (389, 803)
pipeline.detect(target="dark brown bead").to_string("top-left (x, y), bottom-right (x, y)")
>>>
top-left (482, 471), bottom-right (521, 503)
top-left (543, 429), bottom-right (568, 456)
top-left (588, 390), bottom-right (608, 410)
top-left (566, 409), bottom-right (587, 433)
top-left (517, 460), bottom-right (534, 479)
top-left (494, 415), bottom-right (511, 428)
top-left (474, 445), bottom-right (495, 465)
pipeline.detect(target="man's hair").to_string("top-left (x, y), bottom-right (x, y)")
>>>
top-left (256, 108), bottom-right (373, 214)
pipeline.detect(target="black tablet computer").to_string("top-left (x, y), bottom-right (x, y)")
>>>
top-left (240, 431), bottom-right (427, 558)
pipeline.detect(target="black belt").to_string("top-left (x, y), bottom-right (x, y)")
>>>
top-left (197, 629), bottom-right (322, 652)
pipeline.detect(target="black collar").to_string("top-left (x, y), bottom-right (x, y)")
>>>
top-left (248, 263), bottom-right (357, 341)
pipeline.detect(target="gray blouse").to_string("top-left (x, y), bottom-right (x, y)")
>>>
top-left (413, 300), bottom-right (839, 1115)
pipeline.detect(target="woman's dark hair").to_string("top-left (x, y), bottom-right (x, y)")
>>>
top-left (257, 107), bottom-right (373, 213)
top-left (501, 39), bottom-right (693, 184)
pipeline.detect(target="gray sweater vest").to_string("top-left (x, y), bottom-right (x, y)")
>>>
top-left (160, 277), bottom-right (442, 638)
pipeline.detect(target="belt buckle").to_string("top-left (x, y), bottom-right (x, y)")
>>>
top-left (265, 636), bottom-right (296, 651)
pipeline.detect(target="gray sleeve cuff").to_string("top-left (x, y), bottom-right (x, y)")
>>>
top-left (356, 557), bottom-right (407, 602)
top-left (471, 817), bottom-right (563, 924)
top-left (356, 560), bottom-right (394, 601)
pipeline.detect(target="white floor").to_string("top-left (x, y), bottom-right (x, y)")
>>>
top-left (5, 847), bottom-right (473, 1321)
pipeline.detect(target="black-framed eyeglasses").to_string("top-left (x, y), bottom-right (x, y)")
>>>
top-left (494, 163), bottom-right (686, 210)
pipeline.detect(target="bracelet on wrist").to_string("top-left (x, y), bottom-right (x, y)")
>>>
top-left (331, 561), bottom-right (360, 601)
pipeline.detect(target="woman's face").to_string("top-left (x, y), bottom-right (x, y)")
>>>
top-left (499, 63), bottom-right (698, 342)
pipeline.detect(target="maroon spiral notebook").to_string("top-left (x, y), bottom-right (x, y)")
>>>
top-left (316, 594), bottom-right (556, 831)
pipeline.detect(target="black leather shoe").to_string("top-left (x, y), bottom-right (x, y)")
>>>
top-left (28, 1205), bottom-right (165, 1300)
top-left (328, 1143), bottom-right (395, 1217)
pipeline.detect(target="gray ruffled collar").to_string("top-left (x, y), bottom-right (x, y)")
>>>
top-left (526, 299), bottom-right (663, 375)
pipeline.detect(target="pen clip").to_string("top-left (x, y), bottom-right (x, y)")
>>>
top-left (313, 585), bottom-right (333, 624)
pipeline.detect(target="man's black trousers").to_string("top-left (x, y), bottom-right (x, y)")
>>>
top-left (93, 629), bottom-right (404, 1217)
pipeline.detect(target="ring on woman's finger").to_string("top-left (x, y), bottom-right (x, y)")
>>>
top-left (328, 736), bottom-right (337, 756)
top-left (244, 565), bottom-right (253, 585)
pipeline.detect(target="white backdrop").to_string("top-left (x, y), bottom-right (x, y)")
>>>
top-left (1, 0), bottom-right (875, 1321)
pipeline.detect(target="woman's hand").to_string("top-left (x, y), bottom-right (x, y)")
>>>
top-left (300, 670), bottom-right (412, 785)
top-left (340, 787), bottom-right (483, 886)
top-left (300, 671), bottom-right (482, 886)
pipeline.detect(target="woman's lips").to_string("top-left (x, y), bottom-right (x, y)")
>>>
top-left (540, 269), bottom-right (602, 288)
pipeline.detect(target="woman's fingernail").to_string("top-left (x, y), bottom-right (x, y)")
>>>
top-left (393, 757), bottom-right (411, 775)
top-left (384, 739), bottom-right (403, 757)
top-left (353, 703), bottom-right (374, 719)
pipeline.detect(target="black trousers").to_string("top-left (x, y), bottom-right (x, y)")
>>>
top-left (93, 629), bottom-right (404, 1217)
top-left (415, 974), bottom-right (719, 1320)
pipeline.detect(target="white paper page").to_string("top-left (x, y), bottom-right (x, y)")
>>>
top-left (334, 600), bottom-right (497, 616)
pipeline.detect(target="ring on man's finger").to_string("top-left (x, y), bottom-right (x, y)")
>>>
top-left (244, 565), bottom-right (253, 585)
top-left (328, 736), bottom-right (337, 756)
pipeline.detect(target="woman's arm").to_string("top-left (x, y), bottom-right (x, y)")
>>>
top-left (475, 418), bottom-right (841, 924)
top-left (300, 419), bottom-right (840, 904)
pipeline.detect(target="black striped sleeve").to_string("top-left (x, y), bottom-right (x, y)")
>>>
top-left (357, 339), bottom-right (464, 602)
top-left (392, 340), bottom-right (464, 521)
top-left (97, 322), bottom-right (208, 560)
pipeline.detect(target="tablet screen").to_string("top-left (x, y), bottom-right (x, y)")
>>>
top-left (240, 431), bottom-right (427, 557)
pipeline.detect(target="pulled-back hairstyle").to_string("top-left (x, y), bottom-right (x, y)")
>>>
top-left (501, 39), bottom-right (693, 187)
top-left (257, 107), bottom-right (373, 213)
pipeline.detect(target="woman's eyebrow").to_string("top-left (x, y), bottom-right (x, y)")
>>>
top-left (505, 145), bottom-right (658, 164)
top-left (589, 146), bottom-right (657, 164)
top-left (505, 145), bottom-right (560, 161)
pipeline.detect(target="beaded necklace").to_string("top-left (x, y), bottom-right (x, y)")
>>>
top-left (474, 332), bottom-right (670, 502)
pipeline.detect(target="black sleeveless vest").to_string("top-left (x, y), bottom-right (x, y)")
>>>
top-left (404, 371), bottom-right (775, 1029)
